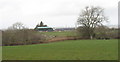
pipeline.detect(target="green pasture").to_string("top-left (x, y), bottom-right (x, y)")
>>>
top-left (3, 39), bottom-right (118, 60)
top-left (40, 31), bottom-right (77, 37)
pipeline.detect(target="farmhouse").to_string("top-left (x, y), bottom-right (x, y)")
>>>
top-left (34, 21), bottom-right (54, 32)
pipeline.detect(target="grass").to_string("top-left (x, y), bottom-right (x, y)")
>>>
top-left (3, 39), bottom-right (118, 60)
top-left (40, 30), bottom-right (77, 37)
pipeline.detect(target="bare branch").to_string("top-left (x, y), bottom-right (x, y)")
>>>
top-left (77, 6), bottom-right (108, 39)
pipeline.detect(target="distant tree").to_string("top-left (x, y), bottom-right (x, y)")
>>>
top-left (40, 21), bottom-right (44, 27)
top-left (8, 22), bottom-right (27, 30)
top-left (76, 26), bottom-right (91, 39)
top-left (35, 21), bottom-right (47, 27)
top-left (77, 6), bottom-right (108, 39)
top-left (95, 26), bottom-right (109, 39)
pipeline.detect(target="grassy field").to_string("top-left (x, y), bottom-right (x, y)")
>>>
top-left (3, 39), bottom-right (118, 60)
top-left (41, 31), bottom-right (77, 37)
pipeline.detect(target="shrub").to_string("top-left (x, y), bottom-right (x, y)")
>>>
top-left (2, 29), bottom-right (46, 46)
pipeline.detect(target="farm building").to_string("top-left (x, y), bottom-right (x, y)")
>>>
top-left (34, 21), bottom-right (54, 32)
top-left (35, 27), bottom-right (54, 32)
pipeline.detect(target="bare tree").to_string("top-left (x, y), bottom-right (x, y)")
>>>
top-left (8, 22), bottom-right (27, 30)
top-left (77, 6), bottom-right (108, 39)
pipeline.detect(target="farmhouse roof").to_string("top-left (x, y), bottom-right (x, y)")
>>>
top-left (37, 27), bottom-right (52, 29)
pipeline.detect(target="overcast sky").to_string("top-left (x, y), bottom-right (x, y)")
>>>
top-left (0, 0), bottom-right (119, 29)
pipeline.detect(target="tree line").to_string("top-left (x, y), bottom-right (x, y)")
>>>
top-left (2, 22), bottom-right (46, 46)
